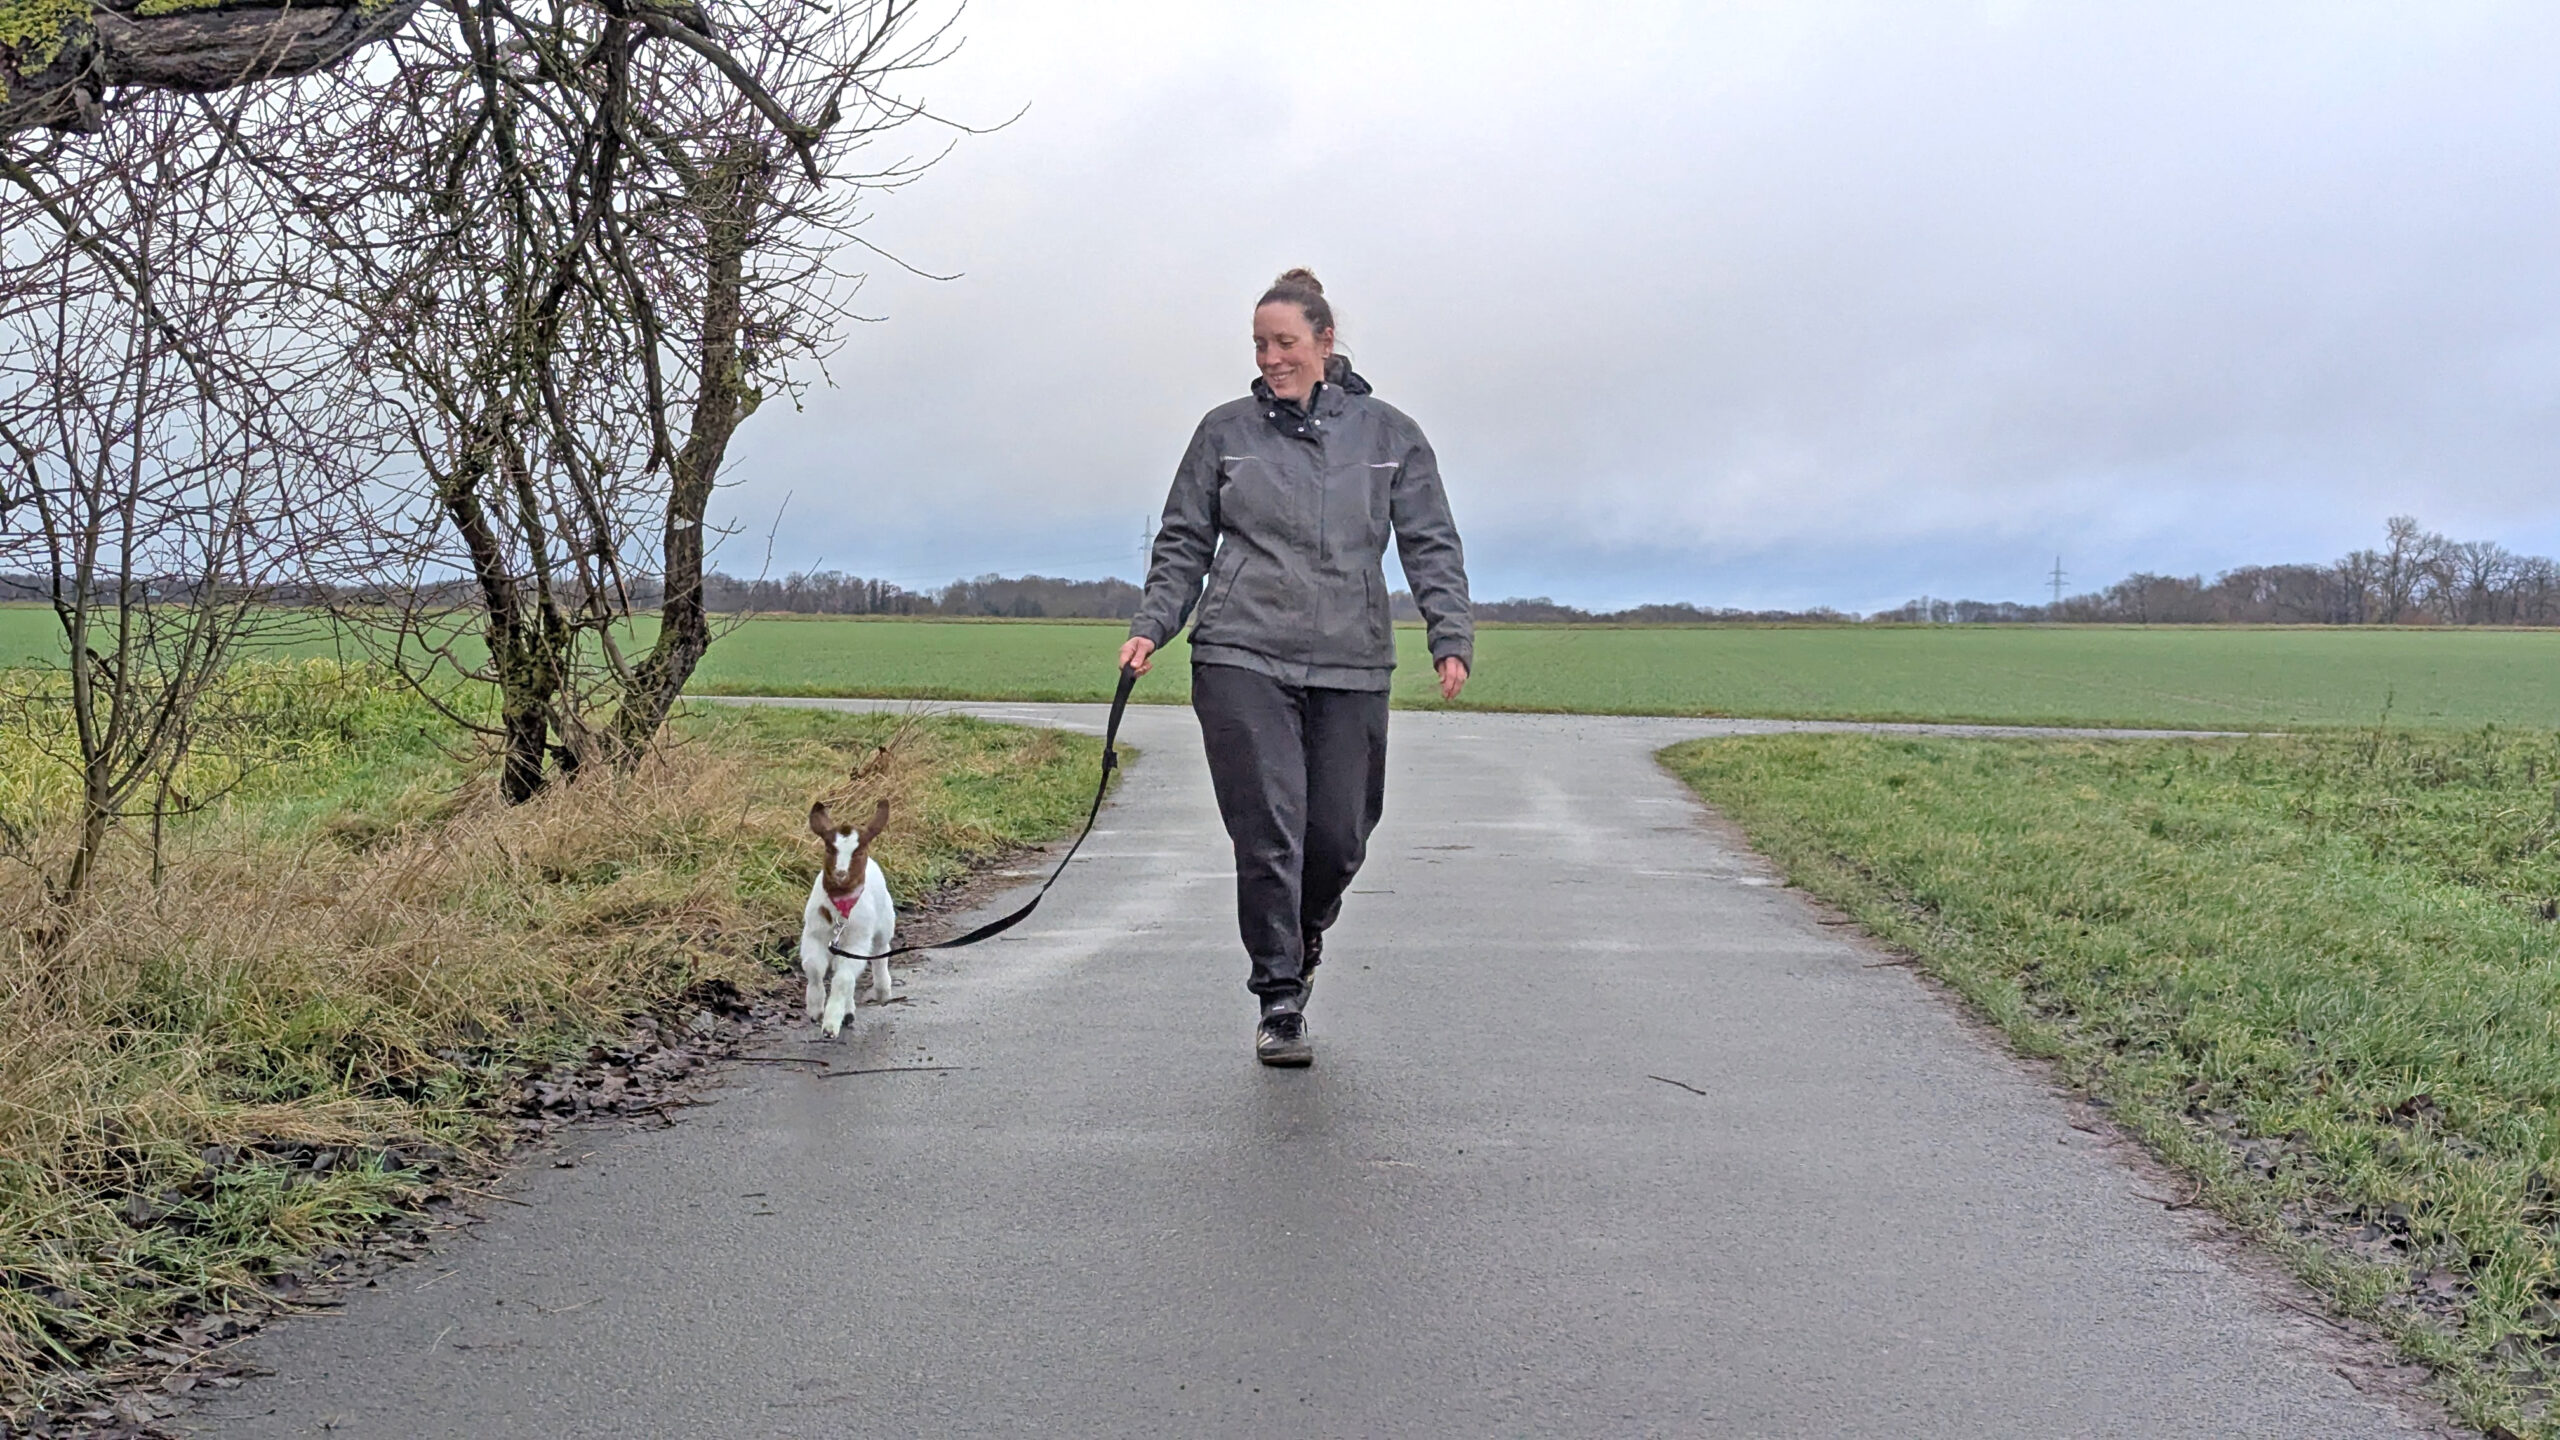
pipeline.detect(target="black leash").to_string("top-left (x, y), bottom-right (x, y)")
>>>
top-left (831, 665), bottom-right (1139, 963)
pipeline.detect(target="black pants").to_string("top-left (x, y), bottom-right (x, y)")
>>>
top-left (1191, 663), bottom-right (1390, 1002)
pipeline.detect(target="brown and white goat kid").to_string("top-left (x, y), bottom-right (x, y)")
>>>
top-left (801, 800), bottom-right (896, 1037)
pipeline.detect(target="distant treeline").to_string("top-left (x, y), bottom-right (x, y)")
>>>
top-left (0, 570), bottom-right (1144, 618)
top-left (706, 517), bottom-right (2560, 625)
top-left (9, 517), bottom-right (2548, 625)
top-left (698, 571), bottom-right (1142, 618)
top-left (1385, 593), bottom-right (1853, 625)
top-left (695, 571), bottom-right (1851, 623)
top-left (1882, 517), bottom-right (2560, 626)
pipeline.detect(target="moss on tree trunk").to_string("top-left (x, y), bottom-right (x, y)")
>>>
top-left (1, 0), bottom-right (417, 135)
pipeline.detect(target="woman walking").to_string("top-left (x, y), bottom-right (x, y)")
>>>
top-left (1119, 269), bottom-right (1473, 1067)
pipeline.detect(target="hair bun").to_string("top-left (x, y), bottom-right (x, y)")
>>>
top-left (1272, 267), bottom-right (1324, 295)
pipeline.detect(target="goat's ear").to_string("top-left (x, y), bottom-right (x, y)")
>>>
top-left (864, 799), bottom-right (890, 840)
top-left (808, 802), bottom-right (834, 840)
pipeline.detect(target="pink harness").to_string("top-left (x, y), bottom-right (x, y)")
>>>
top-left (828, 886), bottom-right (862, 918)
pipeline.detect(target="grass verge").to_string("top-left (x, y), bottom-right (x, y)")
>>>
top-left (0, 664), bottom-right (1102, 1405)
top-left (1664, 727), bottom-right (2560, 1438)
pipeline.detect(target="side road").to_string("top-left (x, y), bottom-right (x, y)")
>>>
top-left (194, 703), bottom-right (2455, 1438)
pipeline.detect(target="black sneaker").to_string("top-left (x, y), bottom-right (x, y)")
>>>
top-left (1255, 1007), bottom-right (1313, 1067)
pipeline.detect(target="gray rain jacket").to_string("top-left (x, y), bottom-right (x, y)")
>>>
top-left (1129, 369), bottom-right (1472, 691)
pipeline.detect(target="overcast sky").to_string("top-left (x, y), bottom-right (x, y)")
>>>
top-left (721, 1), bottom-right (2560, 613)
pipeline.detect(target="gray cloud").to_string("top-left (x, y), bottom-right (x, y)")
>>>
top-left (723, 0), bottom-right (2560, 611)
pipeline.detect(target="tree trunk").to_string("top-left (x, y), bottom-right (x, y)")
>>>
top-left (438, 440), bottom-right (574, 803)
top-left (498, 675), bottom-right (551, 804)
top-left (58, 775), bottom-right (110, 905)
top-left (612, 148), bottom-right (762, 761)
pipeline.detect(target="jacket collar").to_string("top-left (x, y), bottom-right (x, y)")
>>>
top-left (1251, 365), bottom-right (1370, 434)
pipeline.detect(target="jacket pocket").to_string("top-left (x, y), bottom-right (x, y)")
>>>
top-left (1195, 547), bottom-right (1248, 636)
top-left (1363, 567), bottom-right (1392, 657)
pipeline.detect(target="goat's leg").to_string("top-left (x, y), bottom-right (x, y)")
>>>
top-left (798, 931), bottom-right (830, 1022)
top-left (820, 955), bottom-right (862, 1038)
top-left (868, 952), bottom-right (894, 1005)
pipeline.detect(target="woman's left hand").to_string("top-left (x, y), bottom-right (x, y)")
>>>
top-left (1436, 656), bottom-right (1469, 702)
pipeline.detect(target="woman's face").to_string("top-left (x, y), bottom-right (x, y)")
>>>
top-left (1253, 302), bottom-right (1332, 403)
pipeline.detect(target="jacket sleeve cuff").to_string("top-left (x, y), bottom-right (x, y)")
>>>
top-left (1429, 641), bottom-right (1472, 669)
top-left (1129, 618), bottom-right (1169, 646)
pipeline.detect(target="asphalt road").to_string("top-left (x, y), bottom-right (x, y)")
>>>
top-left (194, 705), bottom-right (2446, 1438)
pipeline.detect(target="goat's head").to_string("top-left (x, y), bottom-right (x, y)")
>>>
top-left (808, 799), bottom-right (891, 917)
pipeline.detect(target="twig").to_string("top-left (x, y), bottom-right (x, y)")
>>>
top-left (2135, 1180), bottom-right (2205, 1210)
top-left (1863, 956), bottom-right (1919, 969)
top-left (734, 1055), bottom-right (831, 1066)
top-left (815, 1064), bottom-right (968, 1079)
top-left (447, 1183), bottom-right (532, 1208)
top-left (2282, 1298), bottom-right (2354, 1333)
top-left (165, 1327), bottom-right (274, 1376)
top-left (1646, 1074), bottom-right (1711, 1098)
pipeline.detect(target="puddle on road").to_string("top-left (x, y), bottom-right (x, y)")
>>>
top-left (1633, 869), bottom-right (1779, 887)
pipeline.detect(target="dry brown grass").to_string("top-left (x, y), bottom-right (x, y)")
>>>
top-left (0, 675), bottom-right (1098, 1395)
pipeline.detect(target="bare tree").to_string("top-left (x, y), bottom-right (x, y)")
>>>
top-left (2439, 538), bottom-right (2515, 626)
top-left (244, 0), bottom-right (955, 800)
top-left (2513, 555), bottom-right (2560, 626)
top-left (2373, 514), bottom-right (2443, 624)
top-left (0, 98), bottom-right (370, 902)
top-left (2330, 548), bottom-right (2379, 624)
top-left (605, 11), bottom-right (954, 754)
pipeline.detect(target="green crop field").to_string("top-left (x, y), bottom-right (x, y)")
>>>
top-left (12, 604), bottom-right (2559, 729)
top-left (684, 615), bottom-right (2560, 729)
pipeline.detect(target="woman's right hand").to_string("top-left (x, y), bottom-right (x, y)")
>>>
top-left (1118, 636), bottom-right (1157, 676)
